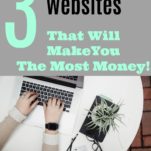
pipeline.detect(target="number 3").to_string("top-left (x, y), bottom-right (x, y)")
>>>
top-left (5, 0), bottom-right (36, 48)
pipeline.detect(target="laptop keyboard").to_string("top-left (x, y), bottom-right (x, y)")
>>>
top-left (20, 81), bottom-right (74, 112)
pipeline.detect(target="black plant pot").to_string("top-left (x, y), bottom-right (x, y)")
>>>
top-left (80, 95), bottom-right (119, 142)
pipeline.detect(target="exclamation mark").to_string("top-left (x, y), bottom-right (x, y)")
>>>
top-left (146, 61), bottom-right (150, 71)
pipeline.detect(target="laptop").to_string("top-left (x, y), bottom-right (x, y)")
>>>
top-left (19, 76), bottom-right (84, 134)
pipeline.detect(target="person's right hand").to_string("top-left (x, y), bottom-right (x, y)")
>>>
top-left (16, 92), bottom-right (39, 116)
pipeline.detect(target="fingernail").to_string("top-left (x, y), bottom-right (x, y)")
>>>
top-left (38, 102), bottom-right (43, 106)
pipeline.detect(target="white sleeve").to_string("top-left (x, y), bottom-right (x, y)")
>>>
top-left (9, 107), bottom-right (27, 123)
top-left (43, 133), bottom-right (59, 145)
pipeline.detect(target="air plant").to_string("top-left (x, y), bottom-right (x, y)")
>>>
top-left (86, 95), bottom-right (123, 135)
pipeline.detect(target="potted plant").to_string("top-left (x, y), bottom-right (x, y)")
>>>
top-left (80, 95), bottom-right (123, 142)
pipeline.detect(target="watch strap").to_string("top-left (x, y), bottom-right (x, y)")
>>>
top-left (45, 123), bottom-right (59, 130)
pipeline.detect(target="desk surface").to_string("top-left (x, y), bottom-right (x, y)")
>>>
top-left (0, 76), bottom-right (143, 151)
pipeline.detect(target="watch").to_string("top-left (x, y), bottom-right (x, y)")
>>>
top-left (45, 123), bottom-right (59, 130)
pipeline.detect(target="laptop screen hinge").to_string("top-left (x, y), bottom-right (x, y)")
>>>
top-left (26, 76), bottom-right (76, 88)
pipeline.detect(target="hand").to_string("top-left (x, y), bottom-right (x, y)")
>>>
top-left (43, 98), bottom-right (64, 134)
top-left (16, 92), bottom-right (39, 116)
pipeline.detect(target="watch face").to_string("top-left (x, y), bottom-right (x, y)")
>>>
top-left (46, 123), bottom-right (59, 130)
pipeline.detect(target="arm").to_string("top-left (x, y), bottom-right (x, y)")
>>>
top-left (0, 107), bottom-right (26, 150)
top-left (0, 92), bottom-right (63, 151)
top-left (0, 92), bottom-right (38, 150)
top-left (42, 98), bottom-right (64, 151)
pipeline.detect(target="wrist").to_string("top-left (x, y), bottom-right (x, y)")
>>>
top-left (45, 129), bottom-right (58, 135)
top-left (16, 105), bottom-right (28, 116)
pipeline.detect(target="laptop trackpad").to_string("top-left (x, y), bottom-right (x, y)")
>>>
top-left (23, 106), bottom-right (76, 135)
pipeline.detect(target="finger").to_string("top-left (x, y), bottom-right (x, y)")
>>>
top-left (28, 92), bottom-right (37, 98)
top-left (30, 100), bottom-right (38, 110)
top-left (52, 98), bottom-right (57, 106)
top-left (57, 99), bottom-right (61, 106)
top-left (23, 92), bottom-right (27, 96)
top-left (60, 101), bottom-right (64, 111)
top-left (43, 102), bottom-right (46, 111)
top-left (28, 94), bottom-right (38, 103)
top-left (25, 91), bottom-right (35, 99)
top-left (48, 98), bottom-right (52, 106)
top-left (20, 92), bottom-right (27, 98)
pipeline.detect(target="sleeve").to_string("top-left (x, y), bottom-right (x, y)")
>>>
top-left (42, 133), bottom-right (59, 151)
top-left (0, 107), bottom-right (26, 150)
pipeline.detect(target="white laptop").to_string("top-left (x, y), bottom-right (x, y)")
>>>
top-left (17, 76), bottom-right (84, 134)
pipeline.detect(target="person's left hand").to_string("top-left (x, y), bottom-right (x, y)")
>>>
top-left (16, 91), bottom-right (39, 116)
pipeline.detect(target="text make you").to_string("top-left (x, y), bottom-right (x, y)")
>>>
top-left (16, 61), bottom-right (150, 75)
top-left (47, 46), bottom-right (120, 57)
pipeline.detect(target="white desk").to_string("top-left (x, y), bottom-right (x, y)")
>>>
top-left (0, 76), bottom-right (143, 151)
